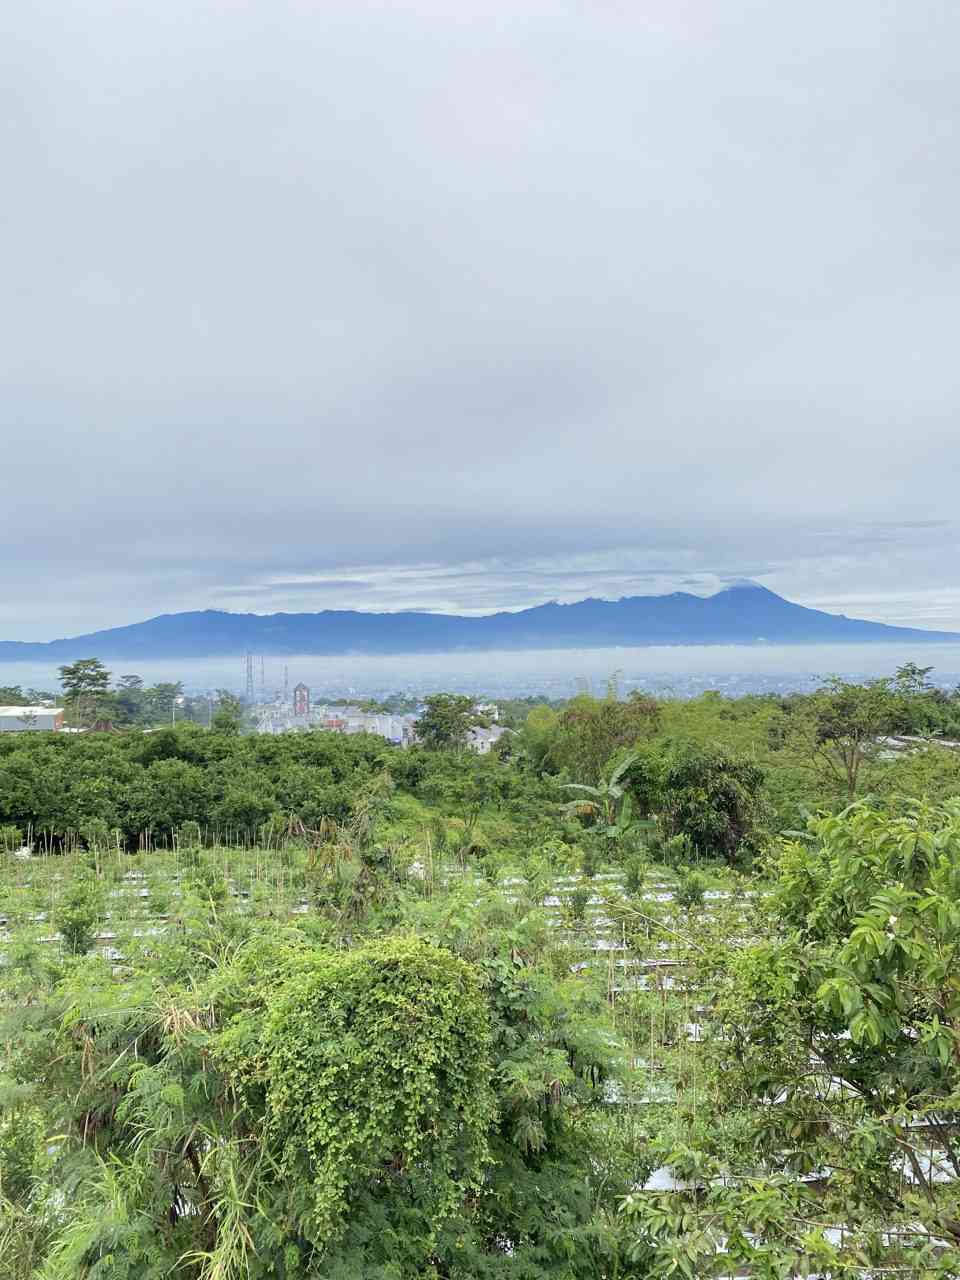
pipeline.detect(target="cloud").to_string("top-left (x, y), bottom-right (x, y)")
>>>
top-left (1, 0), bottom-right (958, 639)
top-left (217, 579), bottom-right (375, 596)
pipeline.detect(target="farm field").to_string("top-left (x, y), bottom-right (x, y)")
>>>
top-left (0, 822), bottom-right (751, 1277)
top-left (1, 683), bottom-right (959, 1277)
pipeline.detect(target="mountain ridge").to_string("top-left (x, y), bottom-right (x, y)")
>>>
top-left (1, 584), bottom-right (958, 661)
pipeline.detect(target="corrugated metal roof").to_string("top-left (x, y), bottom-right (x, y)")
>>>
top-left (0, 706), bottom-right (63, 716)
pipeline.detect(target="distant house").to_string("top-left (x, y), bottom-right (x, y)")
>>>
top-left (467, 725), bottom-right (507, 755)
top-left (0, 706), bottom-right (64, 733)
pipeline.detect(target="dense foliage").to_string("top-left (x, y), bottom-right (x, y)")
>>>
top-left (0, 726), bottom-right (551, 851)
top-left (623, 800), bottom-right (960, 1275)
top-left (2, 664), bottom-right (960, 1277)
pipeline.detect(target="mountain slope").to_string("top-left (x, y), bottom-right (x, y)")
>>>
top-left (1, 584), bottom-right (958, 661)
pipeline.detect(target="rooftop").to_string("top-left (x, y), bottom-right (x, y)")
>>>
top-left (0, 706), bottom-right (63, 716)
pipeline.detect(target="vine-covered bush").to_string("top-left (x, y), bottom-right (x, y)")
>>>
top-left (229, 937), bottom-right (492, 1247)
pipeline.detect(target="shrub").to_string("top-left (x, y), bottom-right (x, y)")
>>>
top-left (0, 823), bottom-right (23, 853)
top-left (661, 832), bottom-right (694, 868)
top-left (183, 855), bottom-right (228, 906)
top-left (145, 872), bottom-right (172, 917)
top-left (55, 868), bottom-right (106, 955)
top-left (568, 885), bottom-right (592, 923)
top-left (675, 869), bottom-right (707, 909)
top-left (658, 742), bottom-right (766, 864)
top-left (177, 819), bottom-right (203, 849)
top-left (219, 937), bottom-right (493, 1248)
top-left (624, 855), bottom-right (648, 896)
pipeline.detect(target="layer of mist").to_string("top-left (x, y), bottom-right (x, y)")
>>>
top-left (5, 643), bottom-right (960, 702)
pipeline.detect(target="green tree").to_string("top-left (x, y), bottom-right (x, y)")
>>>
top-left (639, 800), bottom-right (960, 1274)
top-left (143, 681), bottom-right (185, 726)
top-left (26, 687), bottom-right (57, 703)
top-left (894, 661), bottom-right (935, 696)
top-left (806, 676), bottom-right (897, 800)
top-left (413, 693), bottom-right (482, 751)
top-left (539, 691), bottom-right (660, 782)
top-left (221, 937), bottom-right (493, 1252)
top-left (113, 674), bottom-right (145, 725)
top-left (514, 703), bottom-right (560, 771)
top-left (210, 690), bottom-right (242, 734)
top-left (656, 741), bottom-right (766, 863)
top-left (210, 782), bottom-right (277, 837)
top-left (57, 659), bottom-right (111, 728)
top-left (121, 759), bottom-right (208, 841)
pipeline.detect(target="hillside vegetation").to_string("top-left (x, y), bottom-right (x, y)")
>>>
top-left (1, 666), bottom-right (959, 1278)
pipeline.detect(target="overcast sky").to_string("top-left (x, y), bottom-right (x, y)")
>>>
top-left (3, 0), bottom-right (959, 641)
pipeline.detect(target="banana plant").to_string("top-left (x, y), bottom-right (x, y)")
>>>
top-left (560, 752), bottom-right (651, 840)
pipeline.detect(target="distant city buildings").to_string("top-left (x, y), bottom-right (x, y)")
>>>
top-left (256, 700), bottom-right (418, 745)
top-left (254, 693), bottom-right (507, 751)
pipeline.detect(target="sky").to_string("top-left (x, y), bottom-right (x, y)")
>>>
top-left (3, 0), bottom-right (959, 641)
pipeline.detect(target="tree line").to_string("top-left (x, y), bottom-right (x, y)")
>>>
top-left (2, 659), bottom-right (241, 730)
top-left (4, 660), bottom-right (960, 864)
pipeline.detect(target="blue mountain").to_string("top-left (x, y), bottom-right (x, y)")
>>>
top-left (1, 583), bottom-right (957, 661)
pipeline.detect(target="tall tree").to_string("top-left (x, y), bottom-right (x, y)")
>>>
top-left (57, 658), bottom-right (111, 727)
top-left (894, 661), bottom-right (935, 695)
top-left (414, 693), bottom-right (482, 751)
top-left (144, 681), bottom-right (185, 725)
top-left (111, 674), bottom-right (144, 724)
top-left (812, 676), bottom-right (897, 799)
top-left (211, 690), bottom-right (242, 734)
top-left (544, 691), bottom-right (660, 782)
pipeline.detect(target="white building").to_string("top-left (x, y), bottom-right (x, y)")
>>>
top-left (467, 725), bottom-right (507, 754)
top-left (0, 706), bottom-right (64, 733)
top-left (254, 704), bottom-right (417, 745)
